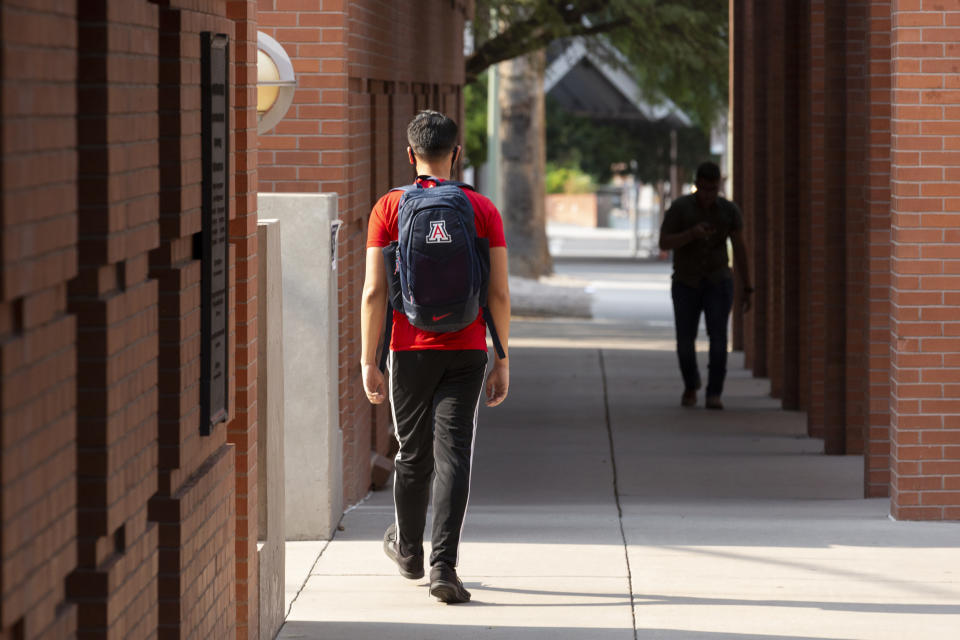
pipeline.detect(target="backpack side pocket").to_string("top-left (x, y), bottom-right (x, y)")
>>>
top-left (382, 241), bottom-right (403, 311)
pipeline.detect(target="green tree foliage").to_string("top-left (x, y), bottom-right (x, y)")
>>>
top-left (545, 162), bottom-right (596, 194)
top-left (462, 73), bottom-right (488, 168)
top-left (468, 0), bottom-right (728, 130)
top-left (545, 96), bottom-right (711, 185)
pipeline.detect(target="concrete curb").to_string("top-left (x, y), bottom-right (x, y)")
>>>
top-left (508, 275), bottom-right (593, 319)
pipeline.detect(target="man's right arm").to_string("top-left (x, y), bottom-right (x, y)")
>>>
top-left (659, 209), bottom-right (712, 250)
top-left (360, 246), bottom-right (388, 404)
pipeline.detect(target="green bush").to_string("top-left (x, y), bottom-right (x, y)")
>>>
top-left (546, 164), bottom-right (595, 195)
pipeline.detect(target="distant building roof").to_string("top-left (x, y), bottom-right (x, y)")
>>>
top-left (544, 38), bottom-right (692, 128)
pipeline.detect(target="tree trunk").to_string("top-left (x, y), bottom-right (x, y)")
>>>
top-left (498, 49), bottom-right (553, 279)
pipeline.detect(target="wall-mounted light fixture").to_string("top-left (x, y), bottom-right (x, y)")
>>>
top-left (257, 31), bottom-right (296, 134)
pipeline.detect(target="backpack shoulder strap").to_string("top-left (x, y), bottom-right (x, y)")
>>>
top-left (442, 180), bottom-right (475, 192)
top-left (482, 307), bottom-right (506, 360)
top-left (378, 305), bottom-right (392, 373)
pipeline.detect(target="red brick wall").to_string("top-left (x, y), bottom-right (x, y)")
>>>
top-left (147, 0), bottom-right (254, 636)
top-left (259, 0), bottom-right (470, 506)
top-left (736, 0), bottom-right (958, 518)
top-left (68, 2), bottom-right (162, 638)
top-left (889, 1), bottom-right (960, 520)
top-left (0, 1), bottom-right (79, 637)
top-left (225, 1), bottom-right (260, 637)
top-left (1, 1), bottom-right (259, 637)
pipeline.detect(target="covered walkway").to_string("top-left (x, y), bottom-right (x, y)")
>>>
top-left (278, 262), bottom-right (960, 639)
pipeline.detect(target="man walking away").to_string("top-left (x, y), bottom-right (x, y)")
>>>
top-left (360, 110), bottom-right (511, 603)
top-left (658, 161), bottom-right (752, 410)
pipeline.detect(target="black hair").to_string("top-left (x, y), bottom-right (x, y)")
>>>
top-left (695, 161), bottom-right (722, 182)
top-left (406, 110), bottom-right (459, 160)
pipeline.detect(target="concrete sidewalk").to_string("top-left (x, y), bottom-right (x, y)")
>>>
top-left (278, 311), bottom-right (960, 639)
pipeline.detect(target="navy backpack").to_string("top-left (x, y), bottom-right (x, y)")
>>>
top-left (379, 176), bottom-right (505, 370)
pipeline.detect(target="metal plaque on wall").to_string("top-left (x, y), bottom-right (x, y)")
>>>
top-left (200, 32), bottom-right (230, 435)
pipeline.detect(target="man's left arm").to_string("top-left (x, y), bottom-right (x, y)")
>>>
top-left (484, 246), bottom-right (510, 407)
top-left (729, 229), bottom-right (753, 312)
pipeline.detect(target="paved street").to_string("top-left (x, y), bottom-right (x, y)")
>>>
top-left (279, 260), bottom-right (960, 640)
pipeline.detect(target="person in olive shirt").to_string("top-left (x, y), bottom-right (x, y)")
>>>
top-left (659, 162), bottom-right (753, 410)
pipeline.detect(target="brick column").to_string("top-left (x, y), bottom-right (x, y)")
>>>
top-left (765, 0), bottom-right (785, 400)
top-left (780, 0), bottom-right (803, 410)
top-left (806, 0), bottom-right (828, 439)
top-left (845, 1), bottom-right (870, 457)
top-left (731, 0), bottom-right (745, 352)
top-left (866, 1), bottom-right (893, 498)
top-left (148, 3), bottom-right (239, 638)
top-left (796, 0), bottom-right (814, 412)
top-left (822, 0), bottom-right (849, 454)
top-left (889, 1), bottom-right (960, 521)
top-left (226, 1), bottom-right (260, 637)
top-left (739, 0), bottom-right (768, 377)
top-left (68, 2), bottom-right (162, 637)
top-left (0, 2), bottom-right (79, 637)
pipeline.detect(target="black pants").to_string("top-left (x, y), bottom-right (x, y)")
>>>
top-left (671, 277), bottom-right (734, 397)
top-left (388, 349), bottom-right (487, 568)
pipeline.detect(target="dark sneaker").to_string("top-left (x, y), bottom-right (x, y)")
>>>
top-left (383, 523), bottom-right (424, 580)
top-left (429, 562), bottom-right (471, 604)
top-left (705, 395), bottom-right (724, 410)
top-left (681, 389), bottom-right (697, 407)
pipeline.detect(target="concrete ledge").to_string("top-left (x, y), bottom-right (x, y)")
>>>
top-left (258, 193), bottom-right (343, 541)
top-left (257, 220), bottom-right (285, 640)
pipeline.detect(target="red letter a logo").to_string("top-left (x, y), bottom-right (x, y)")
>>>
top-left (427, 221), bottom-right (452, 243)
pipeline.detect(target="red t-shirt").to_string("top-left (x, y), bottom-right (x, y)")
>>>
top-left (366, 178), bottom-right (507, 351)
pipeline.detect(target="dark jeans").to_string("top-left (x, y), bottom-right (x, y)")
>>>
top-left (388, 349), bottom-right (487, 568)
top-left (671, 277), bottom-right (734, 397)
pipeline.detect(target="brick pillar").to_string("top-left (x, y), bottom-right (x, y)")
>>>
top-left (148, 4), bottom-right (238, 638)
top-left (781, 0), bottom-right (803, 410)
top-left (761, 0), bottom-right (803, 407)
top-left (740, 0), bottom-right (768, 376)
top-left (796, 0), bottom-right (814, 412)
top-left (889, 1), bottom-right (960, 521)
top-left (731, 0), bottom-right (745, 352)
top-left (0, 2), bottom-right (79, 638)
top-left (866, 1), bottom-right (893, 498)
top-left (68, 2), bottom-right (162, 637)
top-left (807, 0), bottom-right (828, 439)
top-left (753, 0), bottom-right (769, 380)
top-left (765, 0), bottom-right (785, 400)
top-left (226, 1), bottom-right (260, 637)
top-left (822, 0), bottom-right (849, 454)
top-left (845, 2), bottom-right (870, 456)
